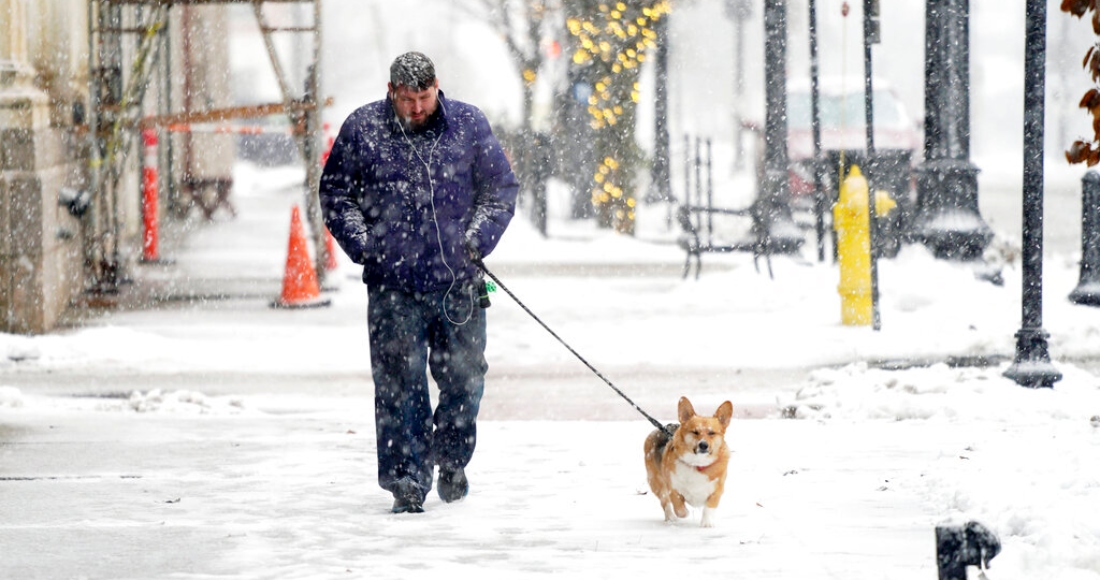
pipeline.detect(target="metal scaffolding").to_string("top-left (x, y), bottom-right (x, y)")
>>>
top-left (87, 0), bottom-right (326, 292)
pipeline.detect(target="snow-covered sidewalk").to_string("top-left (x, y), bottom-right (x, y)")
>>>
top-left (2, 381), bottom-right (1097, 580)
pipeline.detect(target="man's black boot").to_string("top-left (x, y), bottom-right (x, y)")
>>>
top-left (391, 479), bottom-right (425, 514)
top-left (437, 467), bottom-right (468, 503)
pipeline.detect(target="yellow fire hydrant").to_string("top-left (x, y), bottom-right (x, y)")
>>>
top-left (833, 165), bottom-right (896, 326)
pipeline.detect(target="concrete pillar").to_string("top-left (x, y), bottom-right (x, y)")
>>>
top-left (0, 0), bottom-right (50, 128)
top-left (27, 0), bottom-right (88, 126)
top-left (0, 0), bottom-right (86, 334)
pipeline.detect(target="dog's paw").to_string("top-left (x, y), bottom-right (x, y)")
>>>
top-left (700, 507), bottom-right (716, 528)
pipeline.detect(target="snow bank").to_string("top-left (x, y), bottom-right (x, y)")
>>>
top-left (780, 361), bottom-right (1100, 579)
top-left (0, 386), bottom-right (23, 408)
top-left (782, 361), bottom-right (1100, 423)
top-left (0, 387), bottom-right (253, 415)
top-left (118, 389), bottom-right (250, 415)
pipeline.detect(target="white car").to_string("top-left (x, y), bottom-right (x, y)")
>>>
top-left (784, 78), bottom-right (922, 201)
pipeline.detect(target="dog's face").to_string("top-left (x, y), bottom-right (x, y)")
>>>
top-left (674, 397), bottom-right (733, 467)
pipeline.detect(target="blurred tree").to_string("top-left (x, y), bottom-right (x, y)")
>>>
top-left (1062, 0), bottom-right (1100, 165)
top-left (461, 1), bottom-right (559, 228)
top-left (466, 0), bottom-right (554, 136)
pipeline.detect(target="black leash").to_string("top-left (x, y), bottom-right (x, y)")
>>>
top-left (474, 259), bottom-right (673, 437)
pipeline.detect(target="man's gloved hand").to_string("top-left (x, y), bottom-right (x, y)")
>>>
top-left (464, 237), bottom-right (481, 261)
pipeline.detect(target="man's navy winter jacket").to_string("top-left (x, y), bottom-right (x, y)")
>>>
top-left (319, 91), bottom-right (518, 293)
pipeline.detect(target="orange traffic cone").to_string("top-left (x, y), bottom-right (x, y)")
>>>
top-left (324, 226), bottom-right (339, 271)
top-left (271, 205), bottom-right (331, 309)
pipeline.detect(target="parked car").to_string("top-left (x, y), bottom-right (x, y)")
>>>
top-left (784, 78), bottom-right (922, 203)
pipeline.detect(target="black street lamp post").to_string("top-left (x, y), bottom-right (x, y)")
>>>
top-left (911, 0), bottom-right (993, 262)
top-left (863, 0), bottom-right (881, 330)
top-left (757, 0), bottom-right (804, 254)
top-left (1004, 0), bottom-right (1061, 388)
top-left (1069, 171), bottom-right (1100, 305)
top-left (809, 0), bottom-right (825, 262)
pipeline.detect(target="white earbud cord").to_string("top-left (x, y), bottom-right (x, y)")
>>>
top-left (396, 105), bottom-right (474, 326)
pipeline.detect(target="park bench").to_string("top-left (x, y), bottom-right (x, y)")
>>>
top-left (676, 202), bottom-right (773, 280)
top-left (672, 135), bottom-right (776, 280)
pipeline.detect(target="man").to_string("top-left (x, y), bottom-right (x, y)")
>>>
top-left (320, 52), bottom-right (518, 513)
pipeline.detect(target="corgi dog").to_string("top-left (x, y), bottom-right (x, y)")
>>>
top-left (644, 397), bottom-right (733, 528)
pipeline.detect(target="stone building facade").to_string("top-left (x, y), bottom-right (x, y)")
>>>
top-left (0, 0), bottom-right (86, 334)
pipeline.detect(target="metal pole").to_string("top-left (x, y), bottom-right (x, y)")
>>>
top-left (649, 11), bottom-right (672, 206)
top-left (695, 136), bottom-right (703, 237)
top-left (1004, 0), bottom-right (1061, 388)
top-left (86, 0), bottom-right (103, 288)
top-left (684, 133), bottom-right (691, 214)
top-left (706, 138), bottom-right (714, 246)
top-left (863, 0), bottom-right (880, 330)
top-left (160, 11), bottom-right (177, 215)
top-left (809, 0), bottom-right (825, 262)
top-left (92, 0), bottom-right (123, 292)
top-left (727, 0), bottom-right (751, 172)
top-left (305, 0), bottom-right (327, 284)
top-left (734, 13), bottom-right (745, 171)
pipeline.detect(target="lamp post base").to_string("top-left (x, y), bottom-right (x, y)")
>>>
top-left (911, 160), bottom-right (993, 261)
top-left (1069, 282), bottom-right (1100, 306)
top-left (1003, 328), bottom-right (1062, 388)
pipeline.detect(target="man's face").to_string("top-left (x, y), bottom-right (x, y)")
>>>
top-left (389, 81), bottom-right (439, 130)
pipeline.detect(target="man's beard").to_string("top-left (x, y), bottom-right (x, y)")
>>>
top-left (399, 115), bottom-right (427, 131)
top-left (398, 106), bottom-right (438, 132)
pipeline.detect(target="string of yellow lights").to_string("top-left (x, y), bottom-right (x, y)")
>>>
top-left (566, 1), bottom-right (671, 233)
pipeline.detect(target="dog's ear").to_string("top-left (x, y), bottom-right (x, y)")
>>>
top-left (714, 401), bottom-right (734, 430)
top-left (677, 397), bottom-right (696, 423)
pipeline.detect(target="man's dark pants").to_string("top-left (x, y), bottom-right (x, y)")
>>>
top-left (367, 283), bottom-right (486, 501)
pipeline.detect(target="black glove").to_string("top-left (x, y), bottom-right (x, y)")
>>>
top-left (464, 238), bottom-right (481, 261)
